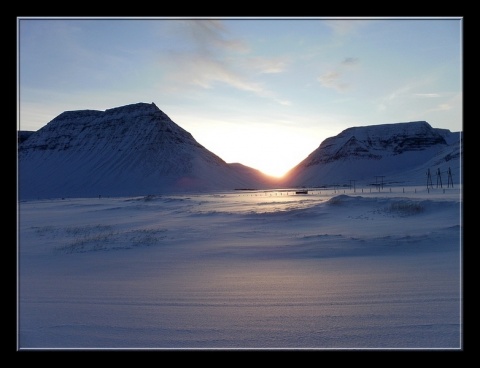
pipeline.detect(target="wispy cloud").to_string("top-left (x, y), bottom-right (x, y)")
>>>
top-left (384, 85), bottom-right (412, 102)
top-left (376, 77), bottom-right (462, 127)
top-left (342, 57), bottom-right (359, 65)
top-left (376, 83), bottom-right (416, 112)
top-left (166, 53), bottom-right (264, 93)
top-left (180, 19), bottom-right (250, 54)
top-left (324, 19), bottom-right (370, 36)
top-left (414, 93), bottom-right (441, 98)
top-left (379, 71), bottom-right (443, 104)
top-left (436, 103), bottom-right (452, 110)
top-left (318, 71), bottom-right (348, 92)
top-left (317, 57), bottom-right (360, 92)
top-left (424, 92), bottom-right (462, 114)
top-left (247, 56), bottom-right (289, 74)
top-left (158, 20), bottom-right (289, 103)
top-left (277, 99), bottom-right (292, 106)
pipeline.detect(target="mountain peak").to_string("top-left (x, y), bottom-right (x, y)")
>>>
top-left (53, 102), bottom-right (165, 124)
top-left (104, 101), bottom-right (161, 116)
top-left (18, 105), bottom-right (461, 198)
top-left (314, 121), bottom-right (447, 163)
top-left (18, 102), bottom-right (275, 199)
top-left (284, 120), bottom-right (460, 187)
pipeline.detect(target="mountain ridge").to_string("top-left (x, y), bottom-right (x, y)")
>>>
top-left (283, 121), bottom-right (461, 187)
top-left (18, 102), bottom-right (278, 199)
top-left (18, 102), bottom-right (462, 199)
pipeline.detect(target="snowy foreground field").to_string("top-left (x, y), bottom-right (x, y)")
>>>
top-left (18, 186), bottom-right (463, 350)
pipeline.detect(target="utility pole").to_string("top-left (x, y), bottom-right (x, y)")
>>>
top-left (374, 176), bottom-right (385, 191)
top-left (426, 168), bottom-right (433, 189)
top-left (349, 180), bottom-right (356, 193)
top-left (436, 168), bottom-right (443, 188)
top-left (447, 167), bottom-right (454, 188)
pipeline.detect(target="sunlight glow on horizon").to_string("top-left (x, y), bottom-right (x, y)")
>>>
top-left (18, 17), bottom-right (462, 176)
top-left (189, 123), bottom-right (323, 178)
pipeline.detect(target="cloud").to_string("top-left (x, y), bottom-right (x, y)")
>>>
top-left (277, 99), bottom-right (292, 106)
top-left (162, 52), bottom-right (264, 94)
top-left (384, 85), bottom-right (412, 102)
top-left (424, 92), bottom-right (462, 114)
top-left (376, 83), bottom-right (430, 114)
top-left (247, 56), bottom-right (289, 74)
top-left (317, 57), bottom-right (359, 92)
top-left (181, 19), bottom-right (250, 54)
top-left (318, 71), bottom-right (349, 92)
top-left (381, 81), bottom-right (443, 108)
top-left (324, 19), bottom-right (370, 36)
top-left (376, 79), bottom-right (462, 126)
top-left (414, 93), bottom-right (441, 98)
top-left (158, 20), bottom-right (288, 103)
top-left (437, 103), bottom-right (452, 110)
top-left (342, 57), bottom-right (359, 65)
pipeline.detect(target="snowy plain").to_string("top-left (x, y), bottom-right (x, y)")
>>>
top-left (17, 184), bottom-right (462, 350)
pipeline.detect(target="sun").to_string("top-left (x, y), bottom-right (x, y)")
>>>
top-left (195, 125), bottom-right (319, 178)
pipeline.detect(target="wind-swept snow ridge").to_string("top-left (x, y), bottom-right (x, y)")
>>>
top-left (19, 102), bottom-right (275, 199)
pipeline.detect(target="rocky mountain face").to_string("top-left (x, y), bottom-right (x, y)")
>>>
top-left (18, 102), bottom-right (276, 199)
top-left (18, 105), bottom-right (462, 198)
top-left (18, 131), bottom-right (35, 144)
top-left (283, 121), bottom-right (462, 187)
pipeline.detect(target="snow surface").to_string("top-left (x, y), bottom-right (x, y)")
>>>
top-left (18, 185), bottom-right (462, 350)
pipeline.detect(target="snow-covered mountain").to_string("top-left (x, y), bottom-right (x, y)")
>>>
top-left (283, 121), bottom-right (462, 188)
top-left (18, 130), bottom-right (35, 144)
top-left (18, 103), bottom-right (462, 199)
top-left (18, 102), bottom-right (277, 199)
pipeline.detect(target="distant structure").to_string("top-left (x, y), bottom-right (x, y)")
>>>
top-left (349, 179), bottom-right (356, 192)
top-left (295, 190), bottom-right (308, 195)
top-left (426, 167), bottom-right (454, 190)
top-left (436, 168), bottom-right (443, 188)
top-left (374, 176), bottom-right (385, 191)
top-left (447, 167), bottom-right (454, 188)
top-left (426, 169), bottom-right (433, 189)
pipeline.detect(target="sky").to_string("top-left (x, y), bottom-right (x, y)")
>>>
top-left (17, 17), bottom-right (463, 177)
